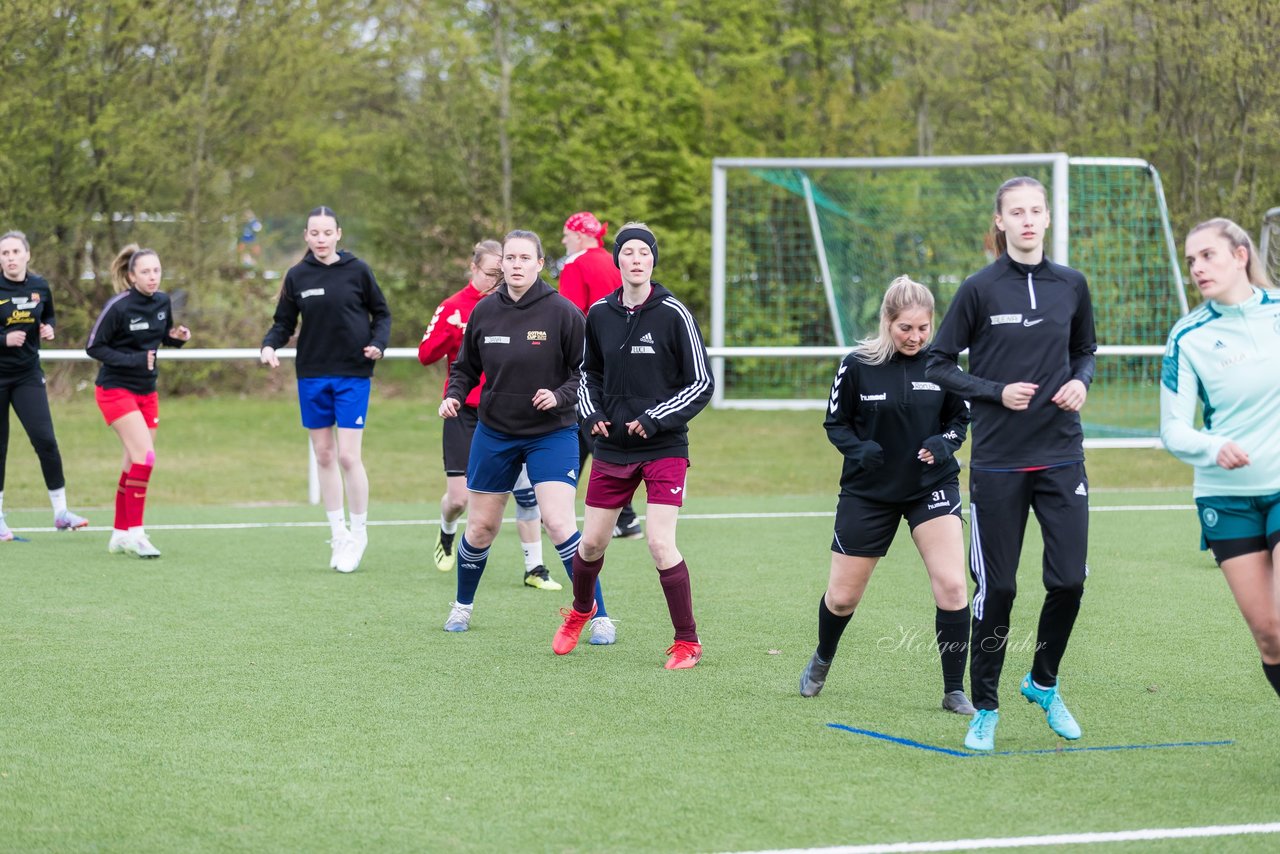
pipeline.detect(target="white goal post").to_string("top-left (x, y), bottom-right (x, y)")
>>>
top-left (709, 153), bottom-right (1188, 449)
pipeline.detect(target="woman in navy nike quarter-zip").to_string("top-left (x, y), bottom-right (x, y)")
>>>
top-left (927, 176), bottom-right (1097, 752)
top-left (799, 276), bottom-right (973, 711)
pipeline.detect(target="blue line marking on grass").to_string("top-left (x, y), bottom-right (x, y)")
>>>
top-left (828, 723), bottom-right (1233, 757)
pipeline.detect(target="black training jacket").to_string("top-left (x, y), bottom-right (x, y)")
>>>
top-left (261, 250), bottom-right (392, 379)
top-left (86, 288), bottom-right (186, 394)
top-left (926, 254), bottom-right (1096, 469)
top-left (577, 283), bottom-right (713, 464)
top-left (446, 278), bottom-right (584, 436)
top-left (0, 273), bottom-right (55, 378)
top-left (825, 347), bottom-right (969, 502)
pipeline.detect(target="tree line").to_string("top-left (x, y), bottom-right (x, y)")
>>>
top-left (1, 0), bottom-right (1276, 349)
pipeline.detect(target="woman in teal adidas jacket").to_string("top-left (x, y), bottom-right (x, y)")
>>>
top-left (1161, 217), bottom-right (1280, 702)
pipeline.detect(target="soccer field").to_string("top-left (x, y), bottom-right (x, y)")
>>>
top-left (2, 487), bottom-right (1277, 852)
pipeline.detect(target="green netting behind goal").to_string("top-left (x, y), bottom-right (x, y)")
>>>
top-left (716, 158), bottom-right (1184, 440)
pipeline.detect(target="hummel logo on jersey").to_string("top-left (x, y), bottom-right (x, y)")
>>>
top-left (1212, 339), bottom-right (1226, 350)
top-left (1023, 318), bottom-right (1043, 327)
top-left (1075, 482), bottom-right (1087, 496)
top-left (860, 393), bottom-right (886, 401)
top-left (640, 332), bottom-right (654, 344)
top-left (990, 314), bottom-right (1022, 325)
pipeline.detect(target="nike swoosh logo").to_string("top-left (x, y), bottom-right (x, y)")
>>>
top-left (1023, 319), bottom-right (1043, 327)
top-left (0, 299), bottom-right (8, 305)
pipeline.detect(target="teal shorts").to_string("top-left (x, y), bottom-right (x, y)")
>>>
top-left (1196, 491), bottom-right (1280, 563)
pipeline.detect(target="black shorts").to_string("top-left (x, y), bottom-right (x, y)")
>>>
top-left (442, 405), bottom-right (479, 476)
top-left (832, 481), bottom-right (962, 558)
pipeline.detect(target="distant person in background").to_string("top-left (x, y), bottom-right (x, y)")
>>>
top-left (238, 209), bottom-right (263, 271)
top-left (559, 210), bottom-right (641, 540)
top-left (1161, 217), bottom-right (1280, 703)
top-left (561, 223), bottom-right (712, 667)
top-left (800, 276), bottom-right (972, 713)
top-left (86, 244), bottom-right (192, 558)
top-left (927, 176), bottom-right (1096, 752)
top-left (0, 230), bottom-right (89, 541)
top-left (261, 206), bottom-right (391, 574)
top-left (418, 239), bottom-right (560, 591)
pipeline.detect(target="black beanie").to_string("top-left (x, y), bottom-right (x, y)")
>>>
top-left (612, 226), bottom-right (658, 269)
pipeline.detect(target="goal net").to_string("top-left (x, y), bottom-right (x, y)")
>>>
top-left (710, 154), bottom-right (1186, 446)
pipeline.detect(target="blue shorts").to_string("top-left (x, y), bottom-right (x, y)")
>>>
top-left (1196, 492), bottom-right (1280, 563)
top-left (467, 422), bottom-right (579, 493)
top-left (298, 377), bottom-right (371, 430)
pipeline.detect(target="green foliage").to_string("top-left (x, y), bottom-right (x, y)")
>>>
top-left (1, 1), bottom-right (1277, 358)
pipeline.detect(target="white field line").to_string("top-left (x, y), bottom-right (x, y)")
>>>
top-left (10, 504), bottom-right (1196, 534)
top-left (725, 820), bottom-right (1280, 853)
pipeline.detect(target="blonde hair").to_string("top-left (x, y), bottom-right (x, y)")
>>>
top-left (851, 276), bottom-right (934, 365)
top-left (472, 239), bottom-right (502, 266)
top-left (110, 244), bottom-right (159, 293)
top-left (1187, 218), bottom-right (1272, 288)
top-left (0, 230), bottom-right (29, 251)
top-left (990, 176), bottom-right (1049, 257)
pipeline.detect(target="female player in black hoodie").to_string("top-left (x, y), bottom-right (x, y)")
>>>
top-left (561, 223), bottom-right (712, 667)
top-left (439, 229), bottom-right (611, 640)
top-left (800, 276), bottom-right (973, 712)
top-left (261, 207), bottom-right (391, 574)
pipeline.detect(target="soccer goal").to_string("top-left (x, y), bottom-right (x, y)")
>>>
top-left (709, 153), bottom-right (1186, 447)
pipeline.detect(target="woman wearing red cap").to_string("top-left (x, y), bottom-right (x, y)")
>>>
top-left (559, 211), bottom-right (642, 540)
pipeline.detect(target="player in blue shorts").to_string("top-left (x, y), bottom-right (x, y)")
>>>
top-left (261, 206), bottom-right (391, 573)
top-left (438, 229), bottom-right (611, 641)
top-left (1162, 217), bottom-right (1280, 703)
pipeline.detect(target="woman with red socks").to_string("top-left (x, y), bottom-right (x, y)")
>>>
top-left (86, 245), bottom-right (191, 558)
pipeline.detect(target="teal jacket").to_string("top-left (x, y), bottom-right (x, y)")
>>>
top-left (1160, 287), bottom-right (1280, 496)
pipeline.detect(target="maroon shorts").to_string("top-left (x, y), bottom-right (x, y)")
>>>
top-left (586, 457), bottom-right (689, 509)
top-left (96, 387), bottom-right (159, 428)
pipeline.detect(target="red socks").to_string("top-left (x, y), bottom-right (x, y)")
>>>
top-left (123, 462), bottom-right (153, 529)
top-left (658, 560), bottom-right (698, 642)
top-left (571, 552), bottom-right (605, 614)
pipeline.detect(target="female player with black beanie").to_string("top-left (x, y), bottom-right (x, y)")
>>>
top-left (560, 222), bottom-right (713, 667)
top-left (800, 276), bottom-right (973, 711)
top-left (927, 177), bottom-right (1097, 752)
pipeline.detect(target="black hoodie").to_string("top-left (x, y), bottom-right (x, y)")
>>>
top-left (446, 278), bottom-right (584, 436)
top-left (262, 250), bottom-right (391, 379)
top-left (577, 283), bottom-right (713, 463)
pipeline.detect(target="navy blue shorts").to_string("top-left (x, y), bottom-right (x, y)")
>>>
top-left (466, 421), bottom-right (580, 493)
top-left (297, 377), bottom-right (371, 430)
